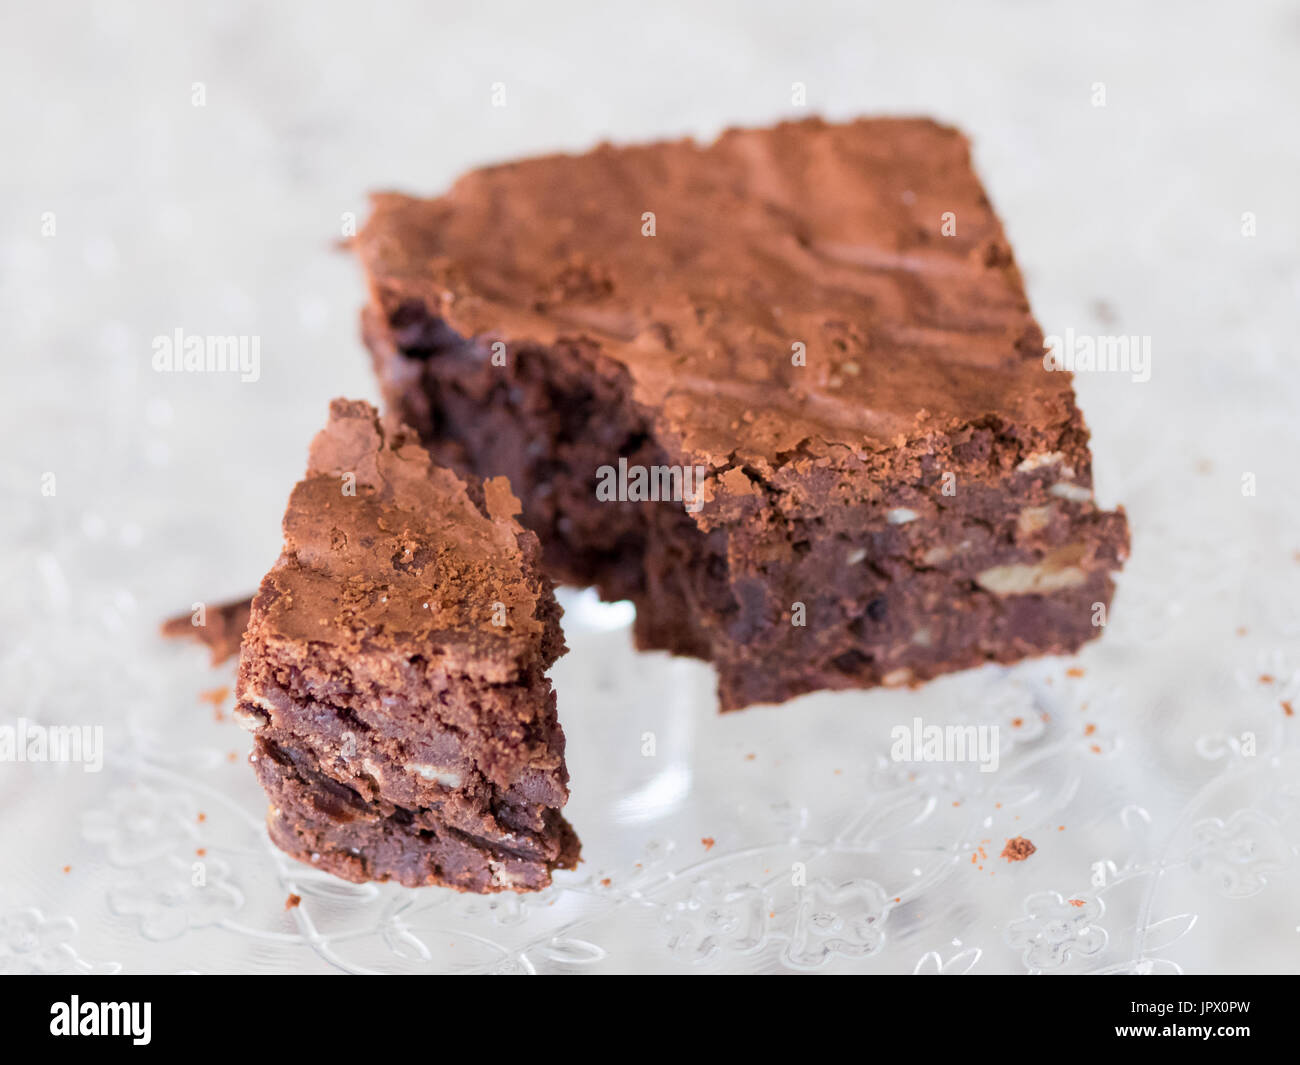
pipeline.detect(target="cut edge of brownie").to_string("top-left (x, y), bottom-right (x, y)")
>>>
top-left (254, 738), bottom-right (579, 892)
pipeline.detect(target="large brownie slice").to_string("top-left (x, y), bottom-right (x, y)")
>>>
top-left (235, 399), bottom-right (578, 891)
top-left (356, 117), bottom-right (1129, 710)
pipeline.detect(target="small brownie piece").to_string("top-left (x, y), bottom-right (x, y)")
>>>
top-left (357, 117), bottom-right (1129, 710)
top-left (235, 398), bottom-right (578, 891)
top-left (160, 596), bottom-right (252, 666)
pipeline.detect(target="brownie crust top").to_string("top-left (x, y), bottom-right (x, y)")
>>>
top-left (255, 399), bottom-right (553, 670)
top-left (358, 117), bottom-right (1078, 470)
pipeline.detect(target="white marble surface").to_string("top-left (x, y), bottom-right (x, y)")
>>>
top-left (2, 0), bottom-right (1299, 973)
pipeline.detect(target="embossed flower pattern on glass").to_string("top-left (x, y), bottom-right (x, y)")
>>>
top-left (0, 907), bottom-right (117, 975)
top-left (107, 855), bottom-right (244, 940)
top-left (785, 879), bottom-right (888, 968)
top-left (1187, 810), bottom-right (1291, 897)
top-left (1006, 891), bottom-right (1107, 971)
top-left (82, 787), bottom-right (199, 866)
top-left (664, 876), bottom-right (768, 962)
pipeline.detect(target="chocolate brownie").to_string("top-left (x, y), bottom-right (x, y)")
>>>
top-left (356, 117), bottom-right (1129, 709)
top-left (235, 399), bottom-right (578, 891)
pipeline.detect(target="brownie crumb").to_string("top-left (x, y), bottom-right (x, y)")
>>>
top-left (285, 893), bottom-right (301, 910)
top-left (1090, 299), bottom-right (1117, 326)
top-left (160, 597), bottom-right (253, 666)
top-left (1001, 836), bottom-right (1036, 862)
top-left (200, 686), bottom-right (231, 721)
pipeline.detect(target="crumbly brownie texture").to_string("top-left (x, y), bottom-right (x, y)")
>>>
top-left (161, 596), bottom-right (252, 666)
top-left (235, 398), bottom-right (578, 891)
top-left (254, 739), bottom-right (578, 892)
top-left (1001, 836), bottom-right (1037, 862)
top-left (357, 117), bottom-right (1129, 710)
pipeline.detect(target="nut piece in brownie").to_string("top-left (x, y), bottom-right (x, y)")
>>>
top-left (236, 398), bottom-right (578, 892)
top-left (357, 117), bottom-right (1129, 710)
